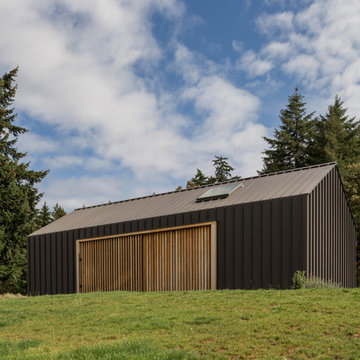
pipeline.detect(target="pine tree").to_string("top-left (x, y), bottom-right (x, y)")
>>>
top-left (36, 203), bottom-right (52, 229)
top-left (213, 156), bottom-right (237, 182)
top-left (187, 169), bottom-right (208, 188)
top-left (314, 96), bottom-right (360, 285)
top-left (52, 203), bottom-right (66, 221)
top-left (314, 96), bottom-right (360, 171)
top-left (0, 68), bottom-right (48, 293)
top-left (186, 156), bottom-right (240, 188)
top-left (260, 88), bottom-right (316, 174)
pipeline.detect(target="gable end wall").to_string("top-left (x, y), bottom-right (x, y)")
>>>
top-left (307, 167), bottom-right (357, 287)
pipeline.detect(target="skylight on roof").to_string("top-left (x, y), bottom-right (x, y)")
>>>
top-left (196, 183), bottom-right (243, 202)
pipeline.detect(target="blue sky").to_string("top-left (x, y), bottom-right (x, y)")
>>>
top-left (1, 0), bottom-right (359, 211)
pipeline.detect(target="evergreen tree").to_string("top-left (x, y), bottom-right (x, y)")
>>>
top-left (187, 169), bottom-right (208, 188)
top-left (36, 203), bottom-right (52, 229)
top-left (260, 88), bottom-right (316, 174)
top-left (186, 156), bottom-right (240, 188)
top-left (314, 96), bottom-right (360, 285)
top-left (0, 68), bottom-right (48, 293)
top-left (213, 156), bottom-right (237, 182)
top-left (51, 203), bottom-right (66, 221)
top-left (314, 96), bottom-right (360, 172)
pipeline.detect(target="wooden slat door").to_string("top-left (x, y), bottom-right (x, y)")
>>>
top-left (77, 223), bottom-right (216, 293)
top-left (142, 226), bottom-right (211, 291)
top-left (78, 234), bottom-right (142, 292)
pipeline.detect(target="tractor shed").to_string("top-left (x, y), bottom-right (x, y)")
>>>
top-left (27, 162), bottom-right (357, 295)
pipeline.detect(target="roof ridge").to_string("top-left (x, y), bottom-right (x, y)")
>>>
top-left (74, 162), bottom-right (337, 212)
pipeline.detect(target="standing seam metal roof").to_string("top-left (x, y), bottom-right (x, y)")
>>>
top-left (30, 162), bottom-right (336, 236)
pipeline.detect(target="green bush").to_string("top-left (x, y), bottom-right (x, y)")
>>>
top-left (291, 270), bottom-right (306, 289)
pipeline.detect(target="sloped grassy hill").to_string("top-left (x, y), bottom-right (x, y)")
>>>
top-left (1, 289), bottom-right (359, 359)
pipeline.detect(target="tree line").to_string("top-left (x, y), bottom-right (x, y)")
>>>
top-left (0, 68), bottom-right (66, 293)
top-left (1, 68), bottom-right (359, 293)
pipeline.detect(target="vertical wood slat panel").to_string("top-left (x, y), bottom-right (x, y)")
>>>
top-left (78, 224), bottom-right (214, 293)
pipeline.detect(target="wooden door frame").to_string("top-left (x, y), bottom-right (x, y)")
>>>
top-left (76, 221), bottom-right (217, 292)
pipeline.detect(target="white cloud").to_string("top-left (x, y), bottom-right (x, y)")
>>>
top-left (236, 50), bottom-right (273, 77)
top-left (0, 0), bottom-right (269, 209)
top-left (43, 155), bottom-right (83, 169)
top-left (253, 0), bottom-right (360, 115)
top-left (232, 40), bottom-right (243, 52)
top-left (282, 54), bottom-right (319, 84)
top-left (40, 176), bottom-right (125, 210)
top-left (262, 41), bottom-right (291, 59)
top-left (256, 11), bottom-right (294, 34)
top-left (17, 132), bottom-right (59, 154)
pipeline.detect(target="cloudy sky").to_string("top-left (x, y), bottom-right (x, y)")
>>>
top-left (1, 0), bottom-right (359, 211)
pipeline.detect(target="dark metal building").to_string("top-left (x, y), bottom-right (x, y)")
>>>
top-left (27, 162), bottom-right (357, 295)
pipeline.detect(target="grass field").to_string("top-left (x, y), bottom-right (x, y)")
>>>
top-left (1, 289), bottom-right (359, 359)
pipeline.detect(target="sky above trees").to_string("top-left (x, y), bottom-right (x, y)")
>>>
top-left (0, 0), bottom-right (359, 211)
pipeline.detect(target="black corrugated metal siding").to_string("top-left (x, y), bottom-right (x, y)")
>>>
top-left (27, 195), bottom-right (308, 295)
top-left (307, 167), bottom-right (357, 287)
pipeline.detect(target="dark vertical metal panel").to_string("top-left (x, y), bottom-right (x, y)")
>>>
top-left (191, 212), bottom-right (199, 224)
top-left (243, 203), bottom-right (252, 289)
top-left (160, 216), bottom-right (167, 228)
top-left (98, 225), bottom-right (105, 237)
top-left (168, 214), bottom-right (176, 227)
top-left (301, 195), bottom-right (308, 273)
top-left (271, 199), bottom-right (282, 288)
top-left (56, 232), bottom-right (63, 294)
top-left (68, 230), bottom-right (74, 293)
top-left (208, 208), bottom-right (216, 222)
top-left (324, 174), bottom-right (329, 281)
top-left (73, 230), bottom-right (79, 293)
top-left (50, 233), bottom-right (56, 294)
top-left (331, 169), bottom-right (336, 282)
top-left (104, 224), bottom-right (111, 236)
top-left (27, 237), bottom-right (30, 294)
top-left (28, 237), bottom-right (35, 295)
top-left (138, 219), bottom-right (145, 232)
top-left (145, 218), bottom-right (152, 230)
top-left (216, 207), bottom-right (225, 289)
top-left (183, 212), bottom-right (191, 225)
top-left (233, 205), bottom-right (243, 289)
top-left (124, 222), bottom-right (131, 233)
top-left (131, 221), bottom-right (138, 232)
top-left (40, 235), bottom-right (46, 295)
top-left (45, 234), bottom-right (51, 294)
top-left (175, 214), bottom-right (183, 226)
top-left (281, 197), bottom-right (292, 288)
top-left (199, 210), bottom-right (208, 223)
top-left (62, 232), bottom-right (68, 293)
top-left (34, 236), bottom-right (40, 294)
top-left (315, 186), bottom-right (320, 279)
top-left (262, 201), bottom-right (272, 288)
top-left (320, 180), bottom-right (324, 280)
top-left (291, 196), bottom-right (302, 274)
top-left (311, 190), bottom-right (315, 277)
top-left (79, 228), bottom-right (86, 240)
top-left (91, 226), bottom-right (98, 238)
top-left (225, 206), bottom-right (234, 289)
top-left (252, 202), bottom-right (262, 289)
top-left (117, 222), bottom-right (124, 234)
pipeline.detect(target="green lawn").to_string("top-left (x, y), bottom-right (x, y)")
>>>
top-left (1, 289), bottom-right (359, 359)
